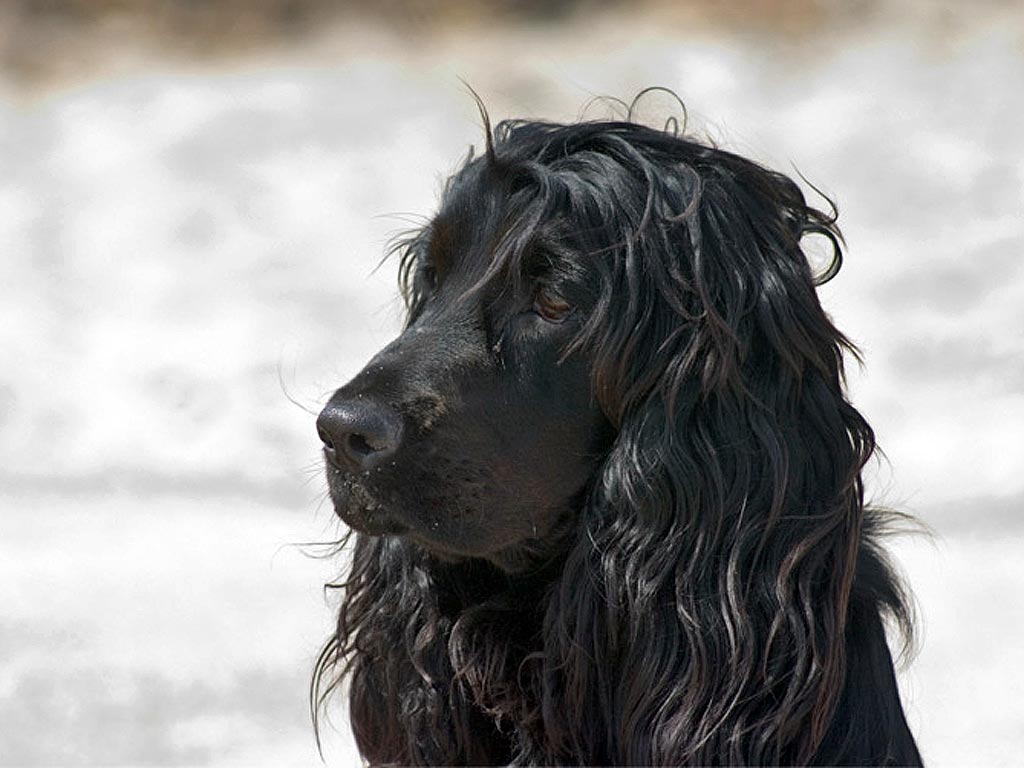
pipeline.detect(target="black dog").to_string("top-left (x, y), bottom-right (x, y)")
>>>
top-left (313, 106), bottom-right (923, 765)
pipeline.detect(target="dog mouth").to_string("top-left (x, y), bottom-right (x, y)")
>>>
top-left (324, 459), bottom-right (574, 573)
top-left (327, 471), bottom-right (409, 536)
top-left (323, 449), bottom-right (483, 542)
top-left (326, 467), bottom-right (499, 561)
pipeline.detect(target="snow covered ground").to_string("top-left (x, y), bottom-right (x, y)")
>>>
top-left (2, 6), bottom-right (1022, 764)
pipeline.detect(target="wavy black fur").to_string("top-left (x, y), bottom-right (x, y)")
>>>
top-left (313, 104), bottom-right (922, 766)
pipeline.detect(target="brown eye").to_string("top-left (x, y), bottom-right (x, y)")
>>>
top-left (533, 287), bottom-right (572, 323)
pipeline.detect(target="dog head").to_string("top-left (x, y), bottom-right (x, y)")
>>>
top-left (317, 117), bottom-right (844, 576)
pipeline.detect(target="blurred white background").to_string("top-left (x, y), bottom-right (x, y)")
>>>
top-left (1, 1), bottom-right (1022, 764)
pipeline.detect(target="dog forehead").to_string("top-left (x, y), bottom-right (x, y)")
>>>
top-left (428, 197), bottom-right (521, 285)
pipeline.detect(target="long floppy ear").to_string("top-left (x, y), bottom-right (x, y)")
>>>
top-left (542, 145), bottom-right (884, 765)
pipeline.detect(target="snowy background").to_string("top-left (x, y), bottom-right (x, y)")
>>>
top-left (1, 1), bottom-right (1022, 764)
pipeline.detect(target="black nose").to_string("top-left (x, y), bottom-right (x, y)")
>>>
top-left (317, 398), bottom-right (404, 470)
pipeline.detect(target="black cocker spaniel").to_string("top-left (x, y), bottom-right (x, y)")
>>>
top-left (313, 98), bottom-right (923, 766)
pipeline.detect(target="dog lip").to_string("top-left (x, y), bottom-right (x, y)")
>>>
top-left (327, 478), bottom-right (409, 535)
top-left (344, 514), bottom-right (409, 536)
top-left (332, 498), bottom-right (409, 536)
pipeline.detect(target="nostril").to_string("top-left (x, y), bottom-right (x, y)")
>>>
top-left (317, 426), bottom-right (336, 451)
top-left (347, 433), bottom-right (375, 458)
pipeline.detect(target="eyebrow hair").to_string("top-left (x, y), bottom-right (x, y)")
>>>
top-left (523, 231), bottom-right (587, 286)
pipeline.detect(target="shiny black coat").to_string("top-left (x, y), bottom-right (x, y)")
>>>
top-left (314, 113), bottom-right (923, 766)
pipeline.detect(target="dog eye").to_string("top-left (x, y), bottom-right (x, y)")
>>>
top-left (421, 265), bottom-right (437, 290)
top-left (533, 287), bottom-right (572, 323)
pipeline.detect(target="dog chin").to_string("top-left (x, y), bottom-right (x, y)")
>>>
top-left (409, 538), bottom-right (539, 575)
top-left (419, 529), bottom-right (567, 575)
